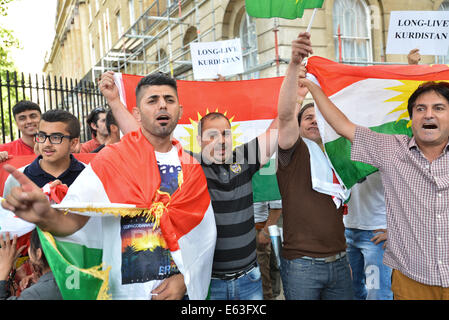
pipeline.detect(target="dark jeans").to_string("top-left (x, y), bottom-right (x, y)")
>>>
top-left (280, 254), bottom-right (353, 300)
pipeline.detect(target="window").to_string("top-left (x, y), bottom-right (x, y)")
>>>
top-left (89, 34), bottom-right (96, 65)
top-left (158, 49), bottom-right (169, 74)
top-left (116, 11), bottom-right (123, 37)
top-left (437, 1), bottom-right (449, 64)
top-left (333, 0), bottom-right (373, 64)
top-left (183, 27), bottom-right (198, 62)
top-left (239, 13), bottom-right (259, 79)
top-left (129, 0), bottom-right (135, 25)
top-left (104, 10), bottom-right (111, 50)
top-left (88, 1), bottom-right (92, 23)
top-left (98, 21), bottom-right (104, 57)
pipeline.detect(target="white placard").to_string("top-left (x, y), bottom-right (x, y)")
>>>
top-left (190, 39), bottom-right (244, 80)
top-left (386, 11), bottom-right (449, 56)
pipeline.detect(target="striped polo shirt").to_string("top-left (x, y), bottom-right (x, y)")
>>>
top-left (191, 138), bottom-right (260, 275)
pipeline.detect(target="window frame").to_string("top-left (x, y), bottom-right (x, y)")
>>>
top-left (332, 0), bottom-right (373, 64)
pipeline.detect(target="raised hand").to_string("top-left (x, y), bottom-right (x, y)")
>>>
top-left (407, 48), bottom-right (421, 65)
top-left (98, 71), bottom-right (120, 104)
top-left (0, 232), bottom-right (27, 281)
top-left (1, 164), bottom-right (52, 225)
top-left (291, 32), bottom-right (313, 65)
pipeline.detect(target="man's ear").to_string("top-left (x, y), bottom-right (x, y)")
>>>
top-left (70, 137), bottom-right (80, 153)
top-left (178, 105), bottom-right (183, 121)
top-left (36, 248), bottom-right (43, 261)
top-left (132, 107), bottom-right (141, 123)
top-left (111, 124), bottom-right (119, 134)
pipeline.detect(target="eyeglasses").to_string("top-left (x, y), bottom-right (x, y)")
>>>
top-left (34, 132), bottom-right (72, 144)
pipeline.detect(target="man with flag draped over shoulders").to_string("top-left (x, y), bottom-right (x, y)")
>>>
top-left (275, 32), bottom-right (353, 300)
top-left (1, 72), bottom-right (216, 300)
top-left (98, 70), bottom-right (281, 300)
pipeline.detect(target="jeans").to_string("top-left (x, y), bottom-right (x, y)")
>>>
top-left (280, 254), bottom-right (353, 300)
top-left (209, 266), bottom-right (263, 300)
top-left (345, 228), bottom-right (393, 300)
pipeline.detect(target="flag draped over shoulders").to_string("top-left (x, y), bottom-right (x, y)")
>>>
top-left (46, 129), bottom-right (216, 300)
top-left (306, 56), bottom-right (449, 189)
top-left (90, 129), bottom-right (213, 253)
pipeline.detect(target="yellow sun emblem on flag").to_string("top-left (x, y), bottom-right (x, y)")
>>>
top-left (179, 108), bottom-right (243, 153)
top-left (385, 80), bottom-right (448, 127)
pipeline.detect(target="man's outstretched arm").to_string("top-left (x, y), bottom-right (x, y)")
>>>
top-left (1, 164), bottom-right (89, 237)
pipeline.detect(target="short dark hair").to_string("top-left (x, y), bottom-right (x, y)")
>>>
top-left (40, 109), bottom-right (80, 138)
top-left (30, 229), bottom-right (49, 270)
top-left (198, 112), bottom-right (231, 136)
top-left (135, 72), bottom-right (178, 107)
top-left (297, 103), bottom-right (315, 127)
top-left (86, 107), bottom-right (107, 137)
top-left (105, 109), bottom-right (117, 135)
top-left (408, 81), bottom-right (449, 118)
top-left (12, 100), bottom-right (41, 118)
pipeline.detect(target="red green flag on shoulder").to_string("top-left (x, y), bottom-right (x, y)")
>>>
top-left (306, 56), bottom-right (449, 189)
top-left (245, 0), bottom-right (324, 19)
top-left (114, 73), bottom-right (282, 202)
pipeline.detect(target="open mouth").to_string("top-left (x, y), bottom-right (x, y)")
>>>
top-left (422, 124), bottom-right (438, 130)
top-left (156, 115), bottom-right (170, 126)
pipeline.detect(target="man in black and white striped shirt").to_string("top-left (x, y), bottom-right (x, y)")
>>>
top-left (193, 112), bottom-right (278, 300)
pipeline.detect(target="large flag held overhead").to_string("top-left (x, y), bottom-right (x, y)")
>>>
top-left (245, 0), bottom-right (324, 19)
top-left (114, 73), bottom-right (283, 202)
top-left (306, 56), bottom-right (449, 189)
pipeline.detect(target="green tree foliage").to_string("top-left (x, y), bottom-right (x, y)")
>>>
top-left (0, 0), bottom-right (26, 142)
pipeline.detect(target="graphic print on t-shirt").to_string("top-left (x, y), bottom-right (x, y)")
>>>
top-left (120, 148), bottom-right (182, 285)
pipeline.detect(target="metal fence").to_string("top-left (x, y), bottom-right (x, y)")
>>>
top-left (0, 70), bottom-right (107, 144)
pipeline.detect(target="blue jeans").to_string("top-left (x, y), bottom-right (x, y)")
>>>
top-left (209, 266), bottom-right (263, 300)
top-left (280, 254), bottom-right (353, 300)
top-left (345, 228), bottom-right (393, 300)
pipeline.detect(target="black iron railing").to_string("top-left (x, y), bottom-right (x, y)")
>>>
top-left (0, 70), bottom-right (106, 144)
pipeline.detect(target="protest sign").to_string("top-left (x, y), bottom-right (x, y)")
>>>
top-left (190, 38), bottom-right (244, 79)
top-left (386, 11), bottom-right (449, 56)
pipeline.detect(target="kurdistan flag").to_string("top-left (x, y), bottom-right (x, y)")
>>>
top-left (245, 0), bottom-right (324, 19)
top-left (0, 139), bottom-right (216, 300)
top-left (114, 73), bottom-right (282, 202)
top-left (306, 56), bottom-right (449, 189)
top-left (0, 153), bottom-right (105, 300)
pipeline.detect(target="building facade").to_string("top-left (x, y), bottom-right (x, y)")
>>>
top-left (43, 0), bottom-right (449, 82)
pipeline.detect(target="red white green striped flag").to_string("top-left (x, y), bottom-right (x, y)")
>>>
top-left (114, 73), bottom-right (283, 202)
top-left (1, 145), bottom-right (216, 300)
top-left (245, 0), bottom-right (324, 19)
top-left (306, 56), bottom-right (449, 189)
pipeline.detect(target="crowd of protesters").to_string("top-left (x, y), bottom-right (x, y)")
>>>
top-left (1, 31), bottom-right (448, 301)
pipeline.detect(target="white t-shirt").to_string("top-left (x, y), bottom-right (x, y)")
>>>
top-left (344, 171), bottom-right (387, 230)
top-left (253, 200), bottom-right (282, 224)
top-left (63, 146), bottom-right (183, 299)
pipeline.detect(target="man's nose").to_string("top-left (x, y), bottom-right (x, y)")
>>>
top-left (424, 108), bottom-right (434, 119)
top-left (43, 137), bottom-right (53, 146)
top-left (159, 99), bottom-right (167, 109)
